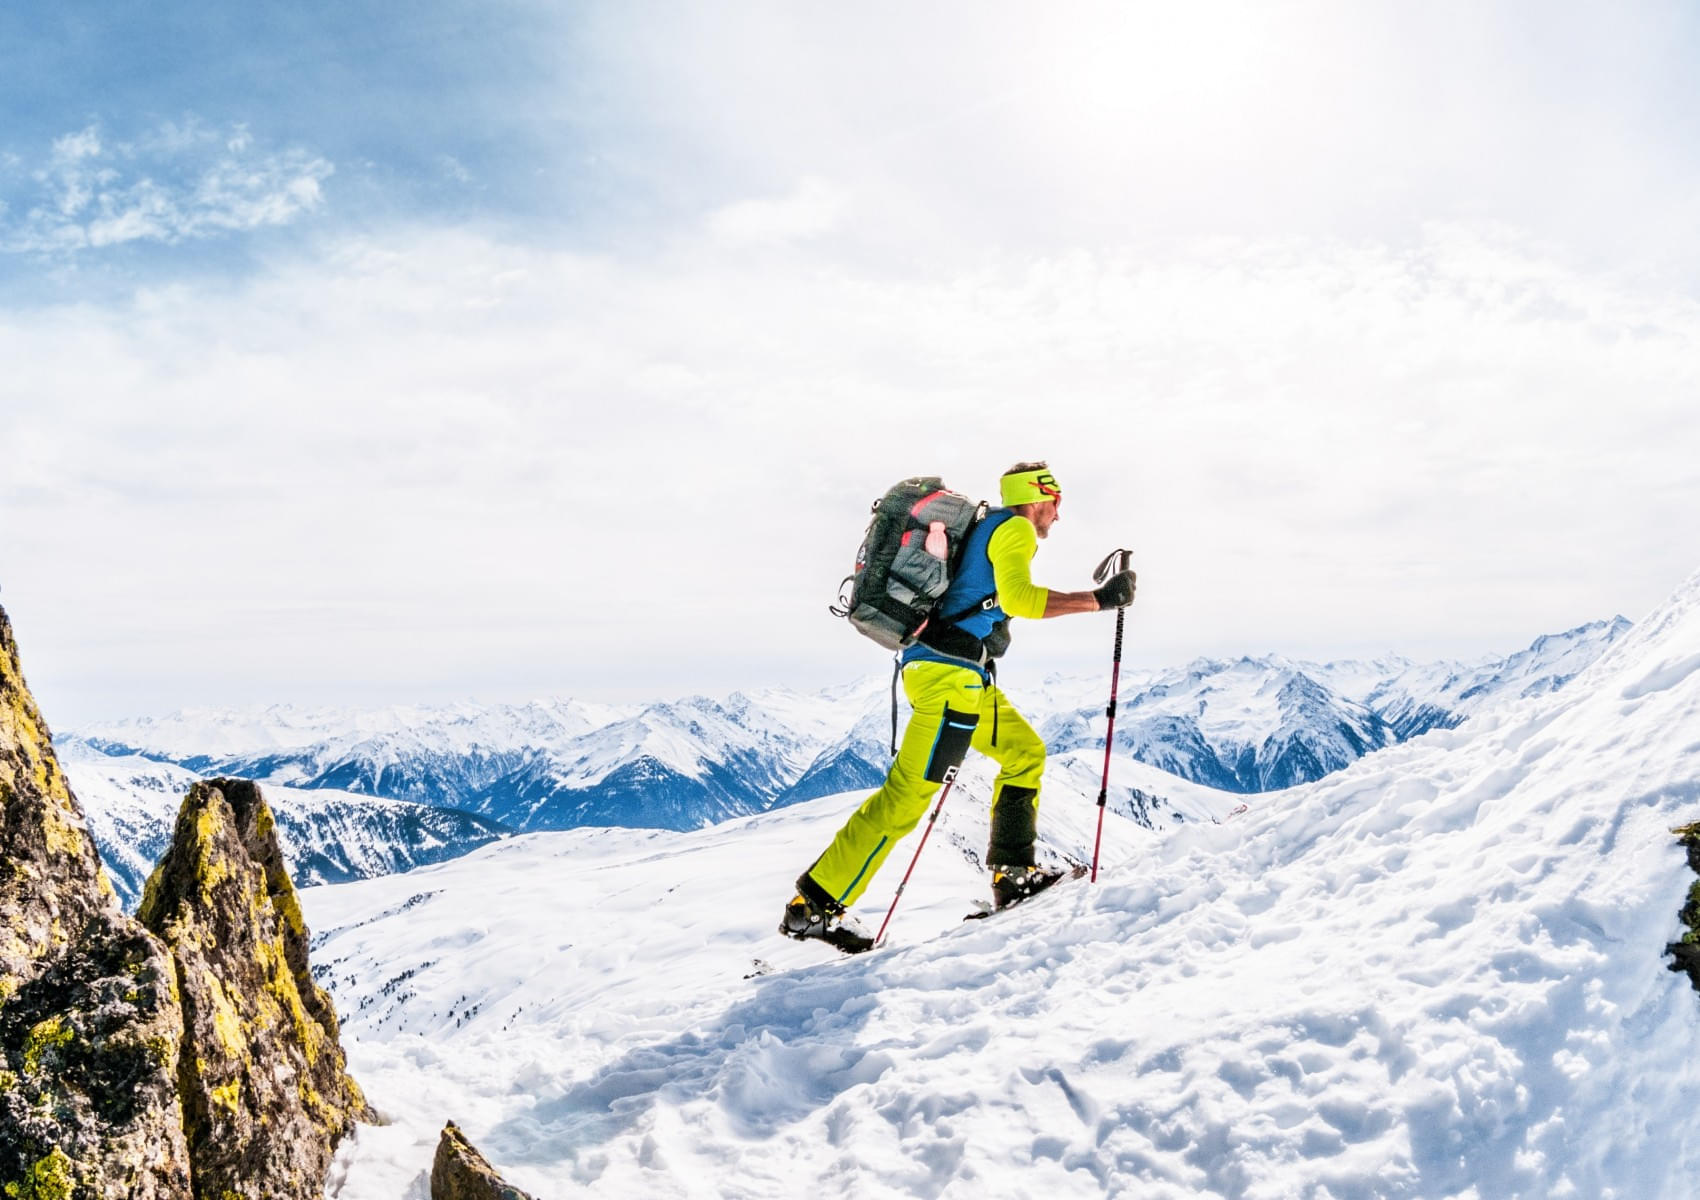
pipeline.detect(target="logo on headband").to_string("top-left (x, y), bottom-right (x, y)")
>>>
top-left (1001, 466), bottom-right (1063, 507)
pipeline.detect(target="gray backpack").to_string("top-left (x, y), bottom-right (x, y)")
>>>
top-left (830, 477), bottom-right (987, 651)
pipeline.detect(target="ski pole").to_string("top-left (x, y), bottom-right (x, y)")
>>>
top-left (873, 766), bottom-right (959, 948)
top-left (1090, 548), bottom-right (1134, 883)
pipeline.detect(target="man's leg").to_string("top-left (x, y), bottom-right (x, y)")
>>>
top-left (971, 685), bottom-right (1046, 869)
top-left (800, 661), bottom-right (986, 909)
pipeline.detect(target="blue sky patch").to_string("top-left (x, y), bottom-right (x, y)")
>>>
top-left (0, 0), bottom-right (595, 272)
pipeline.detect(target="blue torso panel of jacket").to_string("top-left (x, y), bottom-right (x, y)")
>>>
top-left (899, 507), bottom-right (1018, 674)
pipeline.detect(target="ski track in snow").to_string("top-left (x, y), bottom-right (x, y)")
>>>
top-left (304, 578), bottom-right (1700, 1199)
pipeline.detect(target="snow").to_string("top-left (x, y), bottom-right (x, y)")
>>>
top-left (304, 577), bottom-right (1700, 1197)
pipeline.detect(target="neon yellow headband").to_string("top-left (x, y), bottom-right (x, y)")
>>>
top-left (1000, 467), bottom-right (1062, 507)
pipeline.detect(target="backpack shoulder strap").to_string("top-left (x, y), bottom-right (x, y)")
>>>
top-left (935, 506), bottom-right (1010, 625)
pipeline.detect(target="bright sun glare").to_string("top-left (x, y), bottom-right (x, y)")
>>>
top-left (1033, 4), bottom-right (1290, 158)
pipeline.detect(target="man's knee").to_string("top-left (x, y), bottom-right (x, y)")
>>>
top-left (1001, 731), bottom-right (1045, 782)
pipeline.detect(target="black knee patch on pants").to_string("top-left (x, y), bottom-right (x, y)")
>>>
top-left (988, 784), bottom-right (1038, 867)
top-left (924, 707), bottom-right (980, 784)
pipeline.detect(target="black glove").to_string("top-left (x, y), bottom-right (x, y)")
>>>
top-left (1093, 569), bottom-right (1136, 609)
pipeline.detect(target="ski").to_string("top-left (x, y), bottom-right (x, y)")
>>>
top-left (963, 863), bottom-right (1088, 921)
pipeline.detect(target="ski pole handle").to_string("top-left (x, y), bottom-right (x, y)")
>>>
top-left (1093, 547), bottom-right (1134, 585)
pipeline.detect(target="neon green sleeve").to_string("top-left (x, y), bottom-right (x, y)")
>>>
top-left (988, 516), bottom-right (1048, 619)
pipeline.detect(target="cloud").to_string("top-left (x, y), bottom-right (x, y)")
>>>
top-left (8, 3), bottom-right (1700, 724)
top-left (51, 127), bottom-right (103, 162)
top-left (569, 2), bottom-right (1700, 282)
top-left (3, 222), bottom-right (1698, 721)
top-left (706, 177), bottom-right (849, 244)
top-left (2, 121), bottom-right (333, 255)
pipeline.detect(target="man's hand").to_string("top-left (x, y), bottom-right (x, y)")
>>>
top-left (1092, 570), bottom-right (1137, 610)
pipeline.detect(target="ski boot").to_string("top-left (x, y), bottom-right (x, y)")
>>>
top-left (991, 864), bottom-right (1068, 911)
top-left (779, 880), bottom-right (874, 955)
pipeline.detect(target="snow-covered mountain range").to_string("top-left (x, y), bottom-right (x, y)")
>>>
top-left (58, 741), bottom-right (509, 910)
top-left (62, 618), bottom-right (1628, 905)
top-left (302, 582), bottom-right (1700, 1197)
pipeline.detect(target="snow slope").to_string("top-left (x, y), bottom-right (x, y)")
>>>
top-left (305, 581), bottom-right (1698, 1198)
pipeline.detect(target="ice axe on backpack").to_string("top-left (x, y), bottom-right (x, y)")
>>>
top-left (1090, 548), bottom-right (1134, 883)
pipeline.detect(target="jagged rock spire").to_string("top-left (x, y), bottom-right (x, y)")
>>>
top-left (138, 776), bottom-right (373, 1199)
top-left (431, 1122), bottom-right (535, 1200)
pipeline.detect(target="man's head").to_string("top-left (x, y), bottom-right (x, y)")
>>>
top-left (1000, 461), bottom-right (1062, 538)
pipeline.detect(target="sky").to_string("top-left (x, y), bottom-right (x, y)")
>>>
top-left (3, 1), bottom-right (1700, 725)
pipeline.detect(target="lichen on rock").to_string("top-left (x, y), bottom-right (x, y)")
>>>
top-left (137, 777), bottom-right (372, 1200)
top-left (430, 1122), bottom-right (535, 1200)
top-left (1, 615), bottom-right (115, 974)
top-left (5, 1147), bottom-right (75, 1200)
top-left (1667, 821), bottom-right (1700, 993)
top-left (0, 603), bottom-right (194, 1198)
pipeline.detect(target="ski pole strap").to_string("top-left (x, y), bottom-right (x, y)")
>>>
top-left (1093, 547), bottom-right (1134, 585)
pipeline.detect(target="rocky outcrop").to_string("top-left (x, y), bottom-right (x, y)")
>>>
top-left (138, 777), bottom-right (372, 1199)
top-left (431, 1122), bottom-right (535, 1200)
top-left (0, 604), bottom-right (194, 1197)
top-left (2, 601), bottom-right (374, 1198)
top-left (1668, 822), bottom-right (1700, 992)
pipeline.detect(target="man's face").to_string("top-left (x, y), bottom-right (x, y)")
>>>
top-left (1030, 498), bottom-right (1060, 538)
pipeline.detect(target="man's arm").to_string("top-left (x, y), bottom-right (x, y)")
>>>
top-left (1041, 589), bottom-right (1102, 617)
top-left (987, 518), bottom-right (1102, 618)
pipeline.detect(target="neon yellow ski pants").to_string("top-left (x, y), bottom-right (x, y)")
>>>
top-left (805, 659), bottom-right (1046, 908)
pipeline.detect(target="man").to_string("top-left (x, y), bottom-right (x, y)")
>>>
top-left (780, 462), bottom-right (1137, 953)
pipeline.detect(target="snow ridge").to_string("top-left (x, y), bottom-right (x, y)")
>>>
top-left (301, 584), bottom-right (1699, 1197)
